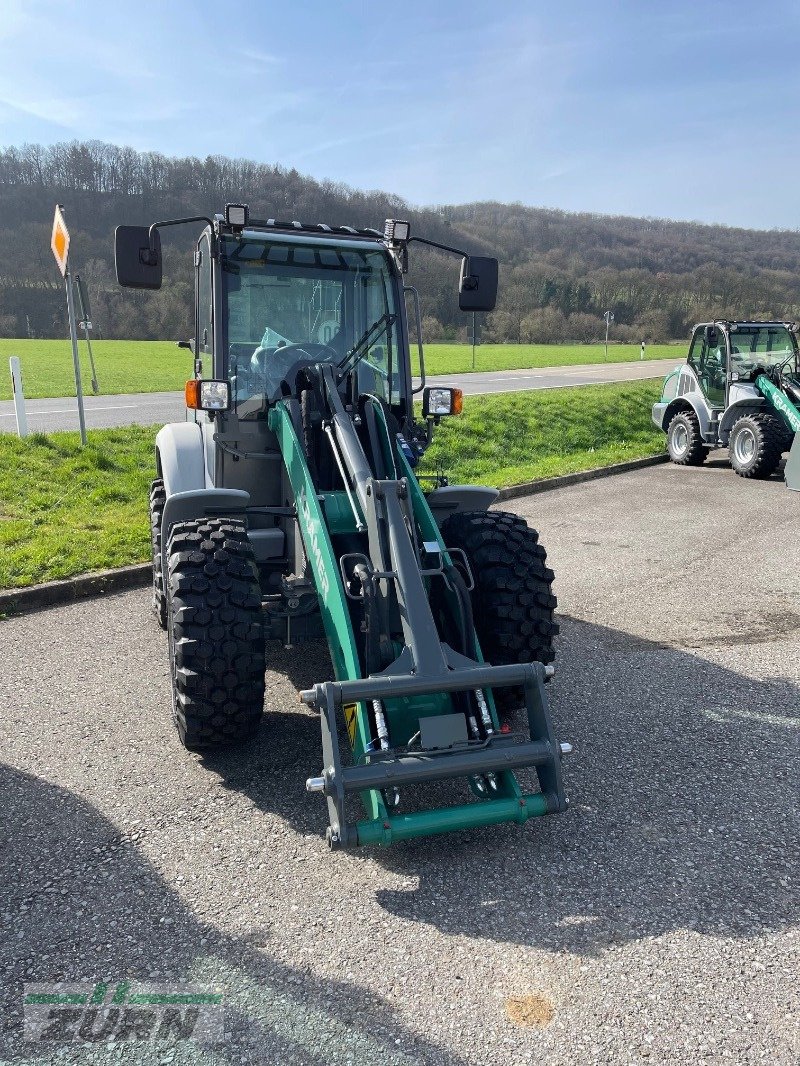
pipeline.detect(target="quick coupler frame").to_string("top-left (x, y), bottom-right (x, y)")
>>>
top-left (301, 659), bottom-right (568, 849)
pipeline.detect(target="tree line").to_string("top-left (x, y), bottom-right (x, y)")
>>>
top-left (2, 139), bottom-right (800, 345)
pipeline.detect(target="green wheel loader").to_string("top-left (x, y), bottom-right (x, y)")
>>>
top-left (653, 320), bottom-right (800, 488)
top-left (115, 206), bottom-right (568, 849)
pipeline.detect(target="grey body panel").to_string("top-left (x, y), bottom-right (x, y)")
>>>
top-left (156, 422), bottom-right (210, 495)
top-left (784, 435), bottom-right (800, 490)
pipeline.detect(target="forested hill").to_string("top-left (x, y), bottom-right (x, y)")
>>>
top-left (2, 139), bottom-right (800, 344)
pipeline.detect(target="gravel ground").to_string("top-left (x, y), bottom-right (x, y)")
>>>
top-left (0, 455), bottom-right (798, 1065)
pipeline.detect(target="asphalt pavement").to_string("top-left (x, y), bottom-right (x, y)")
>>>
top-left (0, 357), bottom-right (678, 433)
top-left (1, 459), bottom-right (797, 1064)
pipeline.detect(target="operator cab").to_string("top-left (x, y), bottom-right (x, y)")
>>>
top-left (687, 321), bottom-right (800, 409)
top-left (222, 232), bottom-right (403, 420)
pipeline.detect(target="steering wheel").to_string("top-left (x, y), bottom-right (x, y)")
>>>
top-left (274, 342), bottom-right (338, 365)
top-left (265, 342), bottom-right (340, 397)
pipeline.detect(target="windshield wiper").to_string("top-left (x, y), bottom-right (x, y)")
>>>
top-left (337, 313), bottom-right (396, 381)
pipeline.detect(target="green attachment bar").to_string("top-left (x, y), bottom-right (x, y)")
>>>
top-left (268, 401), bottom-right (385, 826)
top-left (755, 373), bottom-right (800, 434)
top-left (356, 792), bottom-right (550, 846)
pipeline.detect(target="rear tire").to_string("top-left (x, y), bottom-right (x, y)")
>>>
top-left (149, 479), bottom-right (167, 629)
top-left (667, 410), bottom-right (706, 466)
top-left (166, 518), bottom-right (265, 749)
top-left (729, 412), bottom-right (784, 479)
top-left (441, 510), bottom-right (558, 711)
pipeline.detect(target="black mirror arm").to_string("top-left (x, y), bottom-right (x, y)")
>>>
top-left (408, 235), bottom-right (471, 259)
top-left (143, 216), bottom-right (216, 263)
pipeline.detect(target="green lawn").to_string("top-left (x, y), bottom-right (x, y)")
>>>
top-left (419, 379), bottom-right (663, 487)
top-left (417, 342), bottom-right (679, 377)
top-left (0, 426), bottom-right (156, 589)
top-left (0, 338), bottom-right (681, 401)
top-left (0, 339), bottom-right (185, 400)
top-left (0, 380), bottom-right (664, 590)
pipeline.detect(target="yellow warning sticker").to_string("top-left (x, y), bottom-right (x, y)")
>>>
top-left (344, 703), bottom-right (358, 748)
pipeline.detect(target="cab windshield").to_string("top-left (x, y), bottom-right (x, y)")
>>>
top-left (729, 326), bottom-right (798, 373)
top-left (221, 235), bottom-right (401, 419)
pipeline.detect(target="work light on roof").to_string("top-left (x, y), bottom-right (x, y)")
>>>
top-left (384, 219), bottom-right (410, 243)
top-left (225, 203), bottom-right (249, 230)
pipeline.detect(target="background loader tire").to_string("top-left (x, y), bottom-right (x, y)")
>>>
top-left (728, 412), bottom-right (784, 479)
top-left (441, 510), bottom-right (558, 712)
top-left (166, 518), bottom-right (265, 750)
top-left (149, 479), bottom-right (167, 629)
top-left (667, 410), bottom-right (706, 466)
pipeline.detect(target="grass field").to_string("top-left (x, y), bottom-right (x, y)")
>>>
top-left (416, 341), bottom-right (678, 377)
top-left (0, 338), bottom-right (680, 401)
top-left (0, 380), bottom-right (663, 589)
top-left (419, 379), bottom-right (663, 486)
top-left (0, 425), bottom-right (155, 589)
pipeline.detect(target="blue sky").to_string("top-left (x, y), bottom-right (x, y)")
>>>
top-left (1, 0), bottom-right (799, 229)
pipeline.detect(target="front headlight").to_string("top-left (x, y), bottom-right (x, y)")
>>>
top-left (422, 386), bottom-right (463, 418)
top-left (185, 379), bottom-right (231, 411)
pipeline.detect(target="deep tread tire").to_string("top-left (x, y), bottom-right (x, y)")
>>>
top-left (149, 479), bottom-right (167, 629)
top-left (729, 412), bottom-right (784, 479)
top-left (441, 510), bottom-right (558, 711)
top-left (667, 410), bottom-right (706, 466)
top-left (166, 518), bottom-right (265, 749)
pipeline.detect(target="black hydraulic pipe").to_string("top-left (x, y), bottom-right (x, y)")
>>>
top-left (300, 661), bottom-right (542, 707)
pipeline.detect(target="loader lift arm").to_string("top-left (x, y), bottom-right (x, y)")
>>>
top-left (269, 362), bottom-right (567, 848)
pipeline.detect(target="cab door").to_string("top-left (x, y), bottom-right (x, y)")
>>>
top-left (687, 326), bottom-right (727, 407)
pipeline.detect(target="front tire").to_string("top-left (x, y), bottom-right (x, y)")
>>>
top-left (441, 510), bottom-right (558, 711)
top-left (166, 518), bottom-right (266, 749)
top-left (729, 412), bottom-right (784, 479)
top-left (667, 410), bottom-right (706, 466)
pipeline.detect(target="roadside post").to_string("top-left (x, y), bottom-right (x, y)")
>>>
top-left (9, 357), bottom-right (28, 437)
top-left (51, 204), bottom-right (87, 445)
top-left (471, 311), bottom-right (478, 369)
top-left (641, 340), bottom-right (645, 361)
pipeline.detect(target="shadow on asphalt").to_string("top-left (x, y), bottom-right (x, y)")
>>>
top-left (202, 618), bottom-right (799, 959)
top-left (0, 763), bottom-right (466, 1065)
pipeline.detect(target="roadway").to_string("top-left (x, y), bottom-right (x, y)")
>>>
top-left (1, 462), bottom-right (797, 1064)
top-left (0, 357), bottom-right (678, 433)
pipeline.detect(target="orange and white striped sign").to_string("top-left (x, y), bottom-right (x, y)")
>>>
top-left (50, 204), bottom-right (70, 276)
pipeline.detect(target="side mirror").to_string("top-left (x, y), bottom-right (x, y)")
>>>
top-left (114, 225), bottom-right (162, 289)
top-left (458, 256), bottom-right (498, 312)
top-left (422, 386), bottom-right (463, 418)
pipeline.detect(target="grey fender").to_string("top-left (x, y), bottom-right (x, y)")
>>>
top-left (718, 397), bottom-right (767, 439)
top-left (161, 488), bottom-right (251, 580)
top-left (659, 395), bottom-right (711, 437)
top-left (156, 422), bottom-right (209, 497)
top-left (426, 485), bottom-right (500, 528)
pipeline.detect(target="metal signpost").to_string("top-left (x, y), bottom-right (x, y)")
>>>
top-left (603, 310), bottom-right (615, 361)
top-left (74, 273), bottom-right (99, 394)
top-left (51, 204), bottom-right (87, 445)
